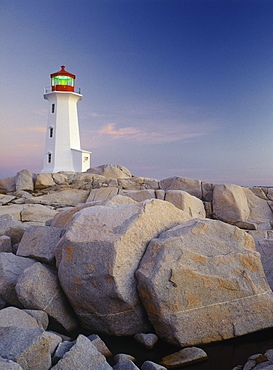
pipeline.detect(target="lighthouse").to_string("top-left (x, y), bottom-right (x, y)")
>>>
top-left (41, 66), bottom-right (91, 173)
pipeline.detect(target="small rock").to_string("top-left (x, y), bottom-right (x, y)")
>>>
top-left (15, 262), bottom-right (78, 332)
top-left (165, 190), bottom-right (205, 218)
top-left (161, 347), bottom-right (208, 368)
top-left (252, 363), bottom-right (273, 369)
top-left (86, 187), bottom-right (119, 202)
top-left (87, 334), bottom-right (112, 356)
top-left (87, 164), bottom-right (132, 179)
top-left (0, 176), bottom-right (16, 193)
top-left (20, 204), bottom-right (57, 224)
top-left (15, 169), bottom-right (33, 192)
top-left (0, 252), bottom-right (37, 307)
top-left (35, 173), bottom-right (55, 189)
top-left (51, 334), bottom-right (112, 369)
top-left (52, 340), bottom-right (75, 365)
top-left (248, 353), bottom-right (268, 363)
top-left (0, 306), bottom-right (39, 329)
top-left (0, 235), bottom-right (12, 252)
top-left (243, 359), bottom-right (256, 370)
top-left (0, 326), bottom-right (61, 370)
top-left (22, 309), bottom-right (49, 330)
top-left (121, 190), bottom-right (155, 202)
top-left (0, 356), bottom-right (23, 369)
top-left (141, 360), bottom-right (167, 370)
top-left (134, 333), bottom-right (158, 349)
top-left (0, 195), bottom-right (17, 206)
top-left (265, 349), bottom-right (273, 362)
top-left (114, 353), bottom-right (136, 363)
top-left (0, 214), bottom-right (25, 244)
top-left (113, 359), bottom-right (140, 369)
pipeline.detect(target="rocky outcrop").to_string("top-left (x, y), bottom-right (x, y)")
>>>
top-left (1, 165), bottom-right (273, 368)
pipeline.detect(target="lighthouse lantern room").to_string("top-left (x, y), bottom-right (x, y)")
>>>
top-left (41, 66), bottom-right (91, 173)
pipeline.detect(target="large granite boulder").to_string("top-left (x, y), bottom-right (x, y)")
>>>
top-left (0, 326), bottom-right (61, 370)
top-left (213, 184), bottom-right (273, 230)
top-left (56, 199), bottom-right (190, 335)
top-left (213, 184), bottom-right (250, 227)
top-left (26, 189), bottom-right (89, 207)
top-left (51, 334), bottom-right (112, 370)
top-left (165, 190), bottom-right (206, 218)
top-left (0, 176), bottom-right (16, 194)
top-left (254, 238), bottom-right (273, 291)
top-left (0, 235), bottom-right (12, 252)
top-left (15, 262), bottom-right (78, 332)
top-left (0, 307), bottom-right (39, 329)
top-left (15, 170), bottom-right (33, 192)
top-left (16, 225), bottom-right (64, 264)
top-left (0, 205), bottom-right (24, 221)
top-left (0, 252), bottom-right (37, 307)
top-left (246, 187), bottom-right (273, 229)
top-left (20, 204), bottom-right (57, 224)
top-left (87, 164), bottom-right (132, 178)
top-left (120, 190), bottom-right (156, 202)
top-left (35, 174), bottom-right (55, 189)
top-left (86, 187), bottom-right (119, 202)
top-left (136, 218), bottom-right (273, 346)
top-left (0, 205), bottom-right (58, 225)
top-left (51, 195), bottom-right (136, 229)
top-left (0, 214), bottom-right (25, 244)
top-left (0, 356), bottom-right (23, 369)
top-left (22, 309), bottom-right (49, 330)
top-left (159, 177), bottom-right (202, 199)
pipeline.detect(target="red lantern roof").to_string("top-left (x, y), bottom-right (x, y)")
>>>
top-left (50, 66), bottom-right (75, 79)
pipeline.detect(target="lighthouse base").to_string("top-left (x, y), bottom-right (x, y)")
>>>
top-left (41, 148), bottom-right (91, 173)
top-left (71, 148), bottom-right (91, 172)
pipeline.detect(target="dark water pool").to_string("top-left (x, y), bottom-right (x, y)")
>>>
top-left (94, 328), bottom-right (273, 369)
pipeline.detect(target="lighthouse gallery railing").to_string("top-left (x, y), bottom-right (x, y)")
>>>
top-left (44, 86), bottom-right (81, 94)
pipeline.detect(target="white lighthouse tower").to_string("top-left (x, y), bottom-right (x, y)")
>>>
top-left (41, 66), bottom-right (91, 173)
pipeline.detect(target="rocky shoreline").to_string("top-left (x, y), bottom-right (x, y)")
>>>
top-left (1, 164), bottom-right (273, 369)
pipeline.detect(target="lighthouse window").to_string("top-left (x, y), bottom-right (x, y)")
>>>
top-left (48, 153), bottom-right (52, 163)
top-left (52, 76), bottom-right (74, 86)
top-left (51, 104), bottom-right (55, 113)
top-left (49, 127), bottom-right (54, 138)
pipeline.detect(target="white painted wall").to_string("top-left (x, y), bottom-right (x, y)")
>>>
top-left (41, 91), bottom-right (89, 173)
top-left (71, 149), bottom-right (91, 172)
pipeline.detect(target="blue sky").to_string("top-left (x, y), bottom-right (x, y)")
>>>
top-left (1, 0), bottom-right (273, 185)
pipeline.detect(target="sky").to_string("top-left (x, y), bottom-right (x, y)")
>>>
top-left (1, 0), bottom-right (273, 186)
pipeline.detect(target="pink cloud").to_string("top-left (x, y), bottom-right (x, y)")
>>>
top-left (99, 123), bottom-right (141, 136)
top-left (97, 123), bottom-right (207, 144)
